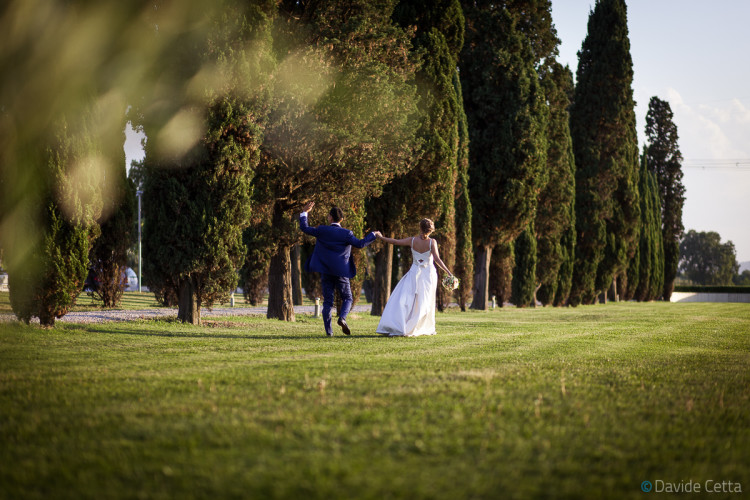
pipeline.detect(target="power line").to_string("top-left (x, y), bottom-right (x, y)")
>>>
top-left (683, 166), bottom-right (750, 170)
top-left (682, 159), bottom-right (750, 170)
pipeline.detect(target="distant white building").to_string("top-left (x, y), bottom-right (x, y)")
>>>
top-left (124, 268), bottom-right (138, 291)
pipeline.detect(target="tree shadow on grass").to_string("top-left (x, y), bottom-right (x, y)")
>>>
top-left (80, 323), bottom-right (386, 340)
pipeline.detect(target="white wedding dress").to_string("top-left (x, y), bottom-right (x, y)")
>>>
top-left (376, 237), bottom-right (437, 337)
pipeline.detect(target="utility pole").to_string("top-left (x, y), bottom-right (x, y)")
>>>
top-left (137, 190), bottom-right (142, 293)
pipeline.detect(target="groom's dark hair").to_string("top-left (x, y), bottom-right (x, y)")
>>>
top-left (329, 207), bottom-right (344, 223)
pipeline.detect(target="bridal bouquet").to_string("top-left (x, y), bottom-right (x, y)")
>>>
top-left (442, 274), bottom-right (460, 290)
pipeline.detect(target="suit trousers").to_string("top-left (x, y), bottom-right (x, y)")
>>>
top-left (321, 273), bottom-right (353, 335)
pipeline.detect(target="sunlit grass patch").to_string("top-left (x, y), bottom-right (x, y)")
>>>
top-left (0, 302), bottom-right (748, 499)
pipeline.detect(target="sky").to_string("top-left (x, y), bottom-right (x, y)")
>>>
top-left (124, 0), bottom-right (750, 263)
top-left (551, 0), bottom-right (750, 263)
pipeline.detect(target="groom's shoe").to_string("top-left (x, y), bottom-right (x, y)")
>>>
top-left (337, 317), bottom-right (351, 336)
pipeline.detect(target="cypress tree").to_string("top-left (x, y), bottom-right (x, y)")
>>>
top-left (460, 1), bottom-right (549, 310)
top-left (647, 164), bottom-right (665, 300)
top-left (0, 1), bottom-right (171, 326)
top-left (511, 223), bottom-right (537, 308)
top-left (553, 63), bottom-right (577, 308)
top-left (552, 208), bottom-right (576, 307)
top-left (89, 167), bottom-right (137, 308)
top-left (598, 157), bottom-right (640, 303)
top-left (8, 118), bottom-right (102, 326)
top-left (143, 96), bottom-right (259, 325)
top-left (141, 3), bottom-right (270, 324)
top-left (488, 242), bottom-right (514, 307)
top-left (633, 152), bottom-right (653, 301)
top-left (453, 70), bottom-right (474, 311)
top-left (535, 235), bottom-right (560, 305)
top-left (569, 0), bottom-right (639, 305)
top-left (623, 216), bottom-right (640, 301)
top-left (645, 96), bottom-right (685, 301)
top-left (535, 62), bottom-right (576, 306)
top-left (399, 27), bottom-right (459, 309)
top-left (89, 118), bottom-right (136, 309)
top-left (375, 0), bottom-right (466, 314)
top-left (633, 150), bottom-right (665, 301)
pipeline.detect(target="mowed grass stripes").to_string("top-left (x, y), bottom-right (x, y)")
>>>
top-left (0, 302), bottom-right (748, 499)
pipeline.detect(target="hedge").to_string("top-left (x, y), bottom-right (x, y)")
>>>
top-left (673, 285), bottom-right (750, 294)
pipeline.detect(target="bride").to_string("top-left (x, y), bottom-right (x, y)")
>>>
top-left (375, 218), bottom-right (453, 337)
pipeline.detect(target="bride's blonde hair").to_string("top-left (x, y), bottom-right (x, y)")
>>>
top-left (419, 218), bottom-right (435, 234)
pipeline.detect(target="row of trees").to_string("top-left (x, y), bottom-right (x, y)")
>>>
top-left (138, 0), bottom-right (689, 323)
top-left (1, 0), bottom-right (690, 327)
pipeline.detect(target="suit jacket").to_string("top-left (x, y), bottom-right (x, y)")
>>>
top-left (299, 212), bottom-right (376, 278)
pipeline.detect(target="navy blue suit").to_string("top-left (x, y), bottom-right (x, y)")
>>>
top-left (299, 212), bottom-right (376, 335)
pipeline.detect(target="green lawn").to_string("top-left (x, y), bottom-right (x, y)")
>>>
top-left (0, 290), bottom-right (313, 315)
top-left (0, 291), bottom-right (168, 315)
top-left (1, 303), bottom-right (748, 499)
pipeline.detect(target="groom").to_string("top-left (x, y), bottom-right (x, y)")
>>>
top-left (299, 201), bottom-right (378, 336)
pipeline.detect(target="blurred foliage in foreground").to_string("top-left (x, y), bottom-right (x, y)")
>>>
top-left (0, 0), bottom-right (255, 324)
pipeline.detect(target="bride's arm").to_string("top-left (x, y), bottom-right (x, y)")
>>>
top-left (377, 235), bottom-right (413, 246)
top-left (431, 240), bottom-right (452, 275)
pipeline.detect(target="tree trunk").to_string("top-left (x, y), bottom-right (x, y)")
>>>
top-left (619, 273), bottom-right (629, 301)
top-left (291, 244), bottom-right (303, 306)
top-left (662, 280), bottom-right (673, 302)
top-left (489, 242), bottom-right (513, 307)
top-left (662, 242), bottom-right (678, 301)
top-left (39, 308), bottom-right (55, 327)
top-left (98, 261), bottom-right (126, 309)
top-left (267, 245), bottom-right (295, 321)
top-left (370, 242), bottom-right (393, 316)
top-left (470, 244), bottom-right (493, 310)
top-left (532, 283), bottom-right (542, 307)
top-left (178, 277), bottom-right (200, 325)
top-left (609, 276), bottom-right (619, 302)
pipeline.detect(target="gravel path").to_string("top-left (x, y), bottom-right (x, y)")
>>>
top-left (0, 304), bottom-right (373, 324)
